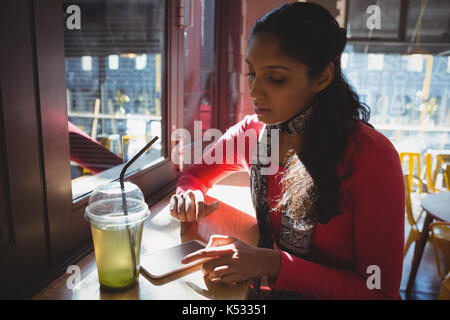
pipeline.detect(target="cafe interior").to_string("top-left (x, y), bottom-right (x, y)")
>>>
top-left (0, 0), bottom-right (449, 300)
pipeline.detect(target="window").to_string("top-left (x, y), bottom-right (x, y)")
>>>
top-left (181, 0), bottom-right (218, 166)
top-left (0, 0), bottom-right (186, 298)
top-left (343, 47), bottom-right (450, 153)
top-left (345, 0), bottom-right (450, 155)
top-left (407, 54), bottom-right (424, 72)
top-left (63, 0), bottom-right (168, 200)
top-left (347, 0), bottom-right (403, 40)
top-left (341, 52), bottom-right (349, 69)
top-left (405, 0), bottom-right (450, 43)
top-left (367, 54), bottom-right (384, 70)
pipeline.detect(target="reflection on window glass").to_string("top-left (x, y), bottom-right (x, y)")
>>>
top-left (406, 0), bottom-right (450, 43)
top-left (347, 0), bottom-right (401, 39)
top-left (343, 46), bottom-right (450, 154)
top-left (367, 54), bottom-right (384, 71)
top-left (63, 0), bottom-right (166, 199)
top-left (183, 0), bottom-right (217, 163)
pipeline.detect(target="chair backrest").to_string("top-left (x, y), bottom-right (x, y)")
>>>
top-left (424, 153), bottom-right (436, 192)
top-left (430, 222), bottom-right (450, 280)
top-left (403, 174), bottom-right (417, 229)
top-left (399, 152), bottom-right (422, 193)
top-left (437, 155), bottom-right (450, 191)
top-left (426, 152), bottom-right (450, 192)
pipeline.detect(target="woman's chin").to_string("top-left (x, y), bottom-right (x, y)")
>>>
top-left (255, 113), bottom-right (276, 125)
top-left (255, 113), bottom-right (284, 126)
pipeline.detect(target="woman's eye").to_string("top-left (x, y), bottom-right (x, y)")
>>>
top-left (268, 77), bottom-right (285, 84)
top-left (245, 72), bottom-right (285, 84)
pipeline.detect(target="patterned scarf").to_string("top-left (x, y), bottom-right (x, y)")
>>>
top-left (250, 106), bottom-right (316, 255)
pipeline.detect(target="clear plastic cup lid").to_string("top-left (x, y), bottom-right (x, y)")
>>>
top-left (85, 182), bottom-right (150, 227)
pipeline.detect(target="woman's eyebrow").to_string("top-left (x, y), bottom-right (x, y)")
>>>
top-left (245, 58), bottom-right (292, 72)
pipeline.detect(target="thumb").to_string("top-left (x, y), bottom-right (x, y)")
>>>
top-left (198, 201), bottom-right (220, 220)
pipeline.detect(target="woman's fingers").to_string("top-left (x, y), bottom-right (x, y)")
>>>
top-left (209, 265), bottom-right (232, 278)
top-left (204, 265), bottom-right (240, 285)
top-left (185, 191), bottom-right (196, 222)
top-left (176, 194), bottom-right (187, 222)
top-left (169, 195), bottom-right (178, 218)
top-left (169, 190), bottom-right (220, 223)
top-left (201, 255), bottom-right (234, 274)
top-left (169, 192), bottom-right (191, 222)
top-left (181, 245), bottom-right (235, 264)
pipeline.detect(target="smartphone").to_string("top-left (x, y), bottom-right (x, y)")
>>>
top-left (140, 240), bottom-right (207, 279)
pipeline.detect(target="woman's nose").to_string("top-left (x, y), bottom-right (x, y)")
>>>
top-left (248, 77), bottom-right (264, 99)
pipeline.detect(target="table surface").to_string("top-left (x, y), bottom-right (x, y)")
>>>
top-left (421, 191), bottom-right (450, 222)
top-left (33, 184), bottom-right (258, 300)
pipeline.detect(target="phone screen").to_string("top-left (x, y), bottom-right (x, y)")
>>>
top-left (140, 240), bottom-right (206, 278)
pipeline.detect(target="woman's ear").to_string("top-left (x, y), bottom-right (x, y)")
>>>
top-left (312, 62), bottom-right (334, 93)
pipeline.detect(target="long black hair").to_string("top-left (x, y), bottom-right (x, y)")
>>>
top-left (251, 2), bottom-right (370, 224)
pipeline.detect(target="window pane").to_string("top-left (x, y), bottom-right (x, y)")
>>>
top-left (343, 45), bottom-right (450, 154)
top-left (347, 0), bottom-right (402, 39)
top-left (63, 0), bottom-right (167, 199)
top-left (406, 0), bottom-right (450, 43)
top-left (183, 0), bottom-right (217, 164)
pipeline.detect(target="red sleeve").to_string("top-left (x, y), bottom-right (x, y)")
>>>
top-left (176, 115), bottom-right (262, 197)
top-left (68, 121), bottom-right (123, 174)
top-left (270, 146), bottom-right (405, 299)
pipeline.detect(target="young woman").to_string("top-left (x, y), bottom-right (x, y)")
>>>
top-left (169, 2), bottom-right (405, 299)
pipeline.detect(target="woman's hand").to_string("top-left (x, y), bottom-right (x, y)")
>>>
top-left (181, 235), bottom-right (281, 285)
top-left (169, 190), bottom-right (220, 222)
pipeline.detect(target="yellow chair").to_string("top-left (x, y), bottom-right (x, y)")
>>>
top-left (429, 222), bottom-right (450, 280)
top-left (424, 153), bottom-right (436, 193)
top-left (437, 155), bottom-right (450, 191)
top-left (399, 152), bottom-right (422, 194)
top-left (438, 271), bottom-right (450, 300)
top-left (403, 174), bottom-right (426, 257)
top-left (424, 152), bottom-right (450, 192)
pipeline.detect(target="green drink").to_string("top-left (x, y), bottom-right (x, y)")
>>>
top-left (85, 182), bottom-right (150, 292)
top-left (91, 222), bottom-right (144, 291)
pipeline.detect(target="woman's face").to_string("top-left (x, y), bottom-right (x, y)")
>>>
top-left (245, 33), bottom-right (317, 125)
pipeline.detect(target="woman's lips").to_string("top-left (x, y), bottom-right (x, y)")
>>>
top-left (254, 107), bottom-right (271, 115)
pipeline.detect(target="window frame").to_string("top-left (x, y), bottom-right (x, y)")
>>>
top-left (345, 0), bottom-right (409, 42)
top-left (346, 0), bottom-right (450, 52)
top-left (33, 0), bottom-right (184, 274)
top-left (0, 0), bottom-right (51, 298)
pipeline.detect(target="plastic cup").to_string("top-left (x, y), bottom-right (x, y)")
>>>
top-left (85, 182), bottom-right (150, 291)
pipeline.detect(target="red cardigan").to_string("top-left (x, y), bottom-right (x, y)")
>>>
top-left (176, 115), bottom-right (405, 299)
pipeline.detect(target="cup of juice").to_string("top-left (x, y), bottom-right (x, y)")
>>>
top-left (85, 182), bottom-right (150, 292)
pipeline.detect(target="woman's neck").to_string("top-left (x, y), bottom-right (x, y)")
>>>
top-left (280, 131), bottom-right (303, 148)
top-left (278, 131), bottom-right (303, 167)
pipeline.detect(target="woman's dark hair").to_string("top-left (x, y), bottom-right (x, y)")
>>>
top-left (250, 2), bottom-right (370, 225)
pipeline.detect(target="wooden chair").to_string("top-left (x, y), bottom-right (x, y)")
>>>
top-left (424, 153), bottom-right (436, 193)
top-left (399, 152), bottom-right (422, 194)
top-left (438, 271), bottom-right (450, 300)
top-left (403, 174), bottom-right (427, 257)
top-left (424, 152), bottom-right (450, 192)
top-left (437, 155), bottom-right (450, 191)
top-left (429, 222), bottom-right (450, 280)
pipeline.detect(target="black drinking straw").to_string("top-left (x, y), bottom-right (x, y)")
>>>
top-left (119, 136), bottom-right (159, 279)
